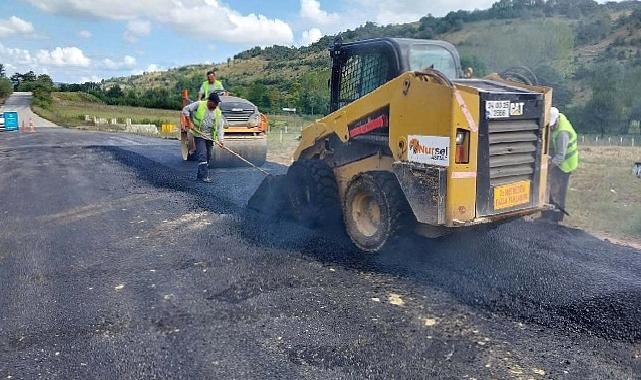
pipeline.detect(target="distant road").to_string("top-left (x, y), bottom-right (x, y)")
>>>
top-left (0, 92), bottom-right (58, 129)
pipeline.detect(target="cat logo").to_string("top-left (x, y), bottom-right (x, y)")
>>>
top-left (510, 102), bottom-right (525, 116)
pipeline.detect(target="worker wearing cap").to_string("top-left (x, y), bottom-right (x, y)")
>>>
top-left (544, 106), bottom-right (579, 222)
top-left (198, 70), bottom-right (225, 100)
top-left (182, 92), bottom-right (225, 182)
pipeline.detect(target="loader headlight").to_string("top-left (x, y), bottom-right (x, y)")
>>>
top-left (455, 129), bottom-right (470, 164)
top-left (248, 113), bottom-right (260, 127)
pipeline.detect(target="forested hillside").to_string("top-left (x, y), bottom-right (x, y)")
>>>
top-left (63, 0), bottom-right (641, 134)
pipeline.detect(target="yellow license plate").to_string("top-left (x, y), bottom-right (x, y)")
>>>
top-left (494, 180), bottom-right (531, 210)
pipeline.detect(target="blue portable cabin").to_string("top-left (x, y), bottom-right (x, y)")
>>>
top-left (0, 112), bottom-right (19, 132)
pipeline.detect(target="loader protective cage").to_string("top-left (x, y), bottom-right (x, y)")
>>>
top-left (329, 38), bottom-right (463, 112)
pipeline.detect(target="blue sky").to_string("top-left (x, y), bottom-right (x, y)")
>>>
top-left (0, 0), bottom-right (608, 83)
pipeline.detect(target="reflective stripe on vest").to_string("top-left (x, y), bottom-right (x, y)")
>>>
top-left (202, 80), bottom-right (224, 98)
top-left (552, 113), bottom-right (579, 173)
top-left (193, 101), bottom-right (222, 140)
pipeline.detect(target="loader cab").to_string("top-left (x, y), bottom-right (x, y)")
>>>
top-left (329, 38), bottom-right (463, 112)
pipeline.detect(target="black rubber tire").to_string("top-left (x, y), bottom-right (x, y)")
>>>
top-left (344, 171), bottom-right (411, 252)
top-left (286, 159), bottom-right (340, 227)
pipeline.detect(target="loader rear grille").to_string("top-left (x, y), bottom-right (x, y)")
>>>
top-left (488, 120), bottom-right (539, 186)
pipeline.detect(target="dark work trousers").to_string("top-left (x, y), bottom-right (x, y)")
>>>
top-left (194, 136), bottom-right (213, 179)
top-left (544, 164), bottom-right (571, 222)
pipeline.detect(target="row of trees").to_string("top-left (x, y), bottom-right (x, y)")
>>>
top-left (8, 70), bottom-right (56, 108)
top-left (57, 67), bottom-right (331, 115)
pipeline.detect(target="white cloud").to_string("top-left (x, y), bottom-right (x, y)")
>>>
top-left (124, 19), bottom-right (151, 43)
top-left (301, 28), bottom-right (323, 46)
top-left (80, 75), bottom-right (103, 83)
top-left (35, 47), bottom-right (91, 67)
top-left (145, 64), bottom-right (162, 72)
top-left (300, 0), bottom-right (339, 25)
top-left (0, 16), bottom-right (35, 37)
top-left (0, 43), bottom-right (92, 82)
top-left (0, 43), bottom-right (90, 68)
top-left (102, 55), bottom-right (137, 70)
top-left (130, 63), bottom-right (163, 76)
top-left (79, 30), bottom-right (92, 38)
top-left (24, 0), bottom-right (294, 45)
top-left (0, 43), bottom-right (34, 66)
top-left (350, 0), bottom-right (495, 25)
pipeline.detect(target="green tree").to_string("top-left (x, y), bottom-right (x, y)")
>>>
top-left (247, 82), bottom-right (271, 110)
top-left (298, 70), bottom-right (330, 115)
top-left (29, 74), bottom-right (56, 108)
top-left (0, 77), bottom-right (13, 98)
top-left (581, 63), bottom-right (626, 135)
top-left (106, 84), bottom-right (124, 99)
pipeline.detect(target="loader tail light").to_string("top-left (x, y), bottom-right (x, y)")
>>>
top-left (455, 129), bottom-right (470, 164)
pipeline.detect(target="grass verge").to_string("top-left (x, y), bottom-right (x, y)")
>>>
top-left (566, 146), bottom-right (641, 241)
top-left (32, 92), bottom-right (178, 128)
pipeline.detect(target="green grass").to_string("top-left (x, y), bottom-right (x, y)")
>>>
top-left (265, 113), bottom-right (315, 164)
top-left (33, 92), bottom-right (179, 128)
top-left (566, 146), bottom-right (641, 239)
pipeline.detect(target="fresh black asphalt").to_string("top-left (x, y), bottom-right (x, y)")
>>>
top-left (0, 127), bottom-right (640, 379)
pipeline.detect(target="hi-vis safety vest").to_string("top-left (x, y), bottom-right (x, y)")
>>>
top-left (552, 113), bottom-right (579, 173)
top-left (193, 101), bottom-right (223, 140)
top-left (202, 80), bottom-right (224, 98)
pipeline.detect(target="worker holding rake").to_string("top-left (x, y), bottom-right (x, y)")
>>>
top-left (182, 92), bottom-right (225, 182)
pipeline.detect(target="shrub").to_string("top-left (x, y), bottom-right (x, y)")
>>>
top-left (0, 77), bottom-right (12, 98)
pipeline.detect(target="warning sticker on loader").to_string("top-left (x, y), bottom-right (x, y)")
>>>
top-left (494, 180), bottom-right (531, 210)
top-left (408, 135), bottom-right (450, 166)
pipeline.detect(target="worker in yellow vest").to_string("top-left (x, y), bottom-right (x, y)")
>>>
top-left (182, 93), bottom-right (225, 182)
top-left (198, 70), bottom-right (226, 100)
top-left (544, 106), bottom-right (579, 222)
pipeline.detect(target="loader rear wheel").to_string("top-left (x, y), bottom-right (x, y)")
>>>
top-left (286, 159), bottom-right (340, 227)
top-left (344, 172), bottom-right (410, 252)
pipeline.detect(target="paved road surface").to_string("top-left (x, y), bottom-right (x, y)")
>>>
top-left (0, 93), bottom-right (640, 379)
top-left (1, 92), bottom-right (59, 129)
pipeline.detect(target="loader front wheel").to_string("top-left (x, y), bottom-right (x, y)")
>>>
top-left (344, 172), bottom-right (410, 252)
top-left (286, 159), bottom-right (340, 227)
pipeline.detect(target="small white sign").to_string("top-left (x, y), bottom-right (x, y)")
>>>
top-left (486, 100), bottom-right (511, 119)
top-left (408, 135), bottom-right (450, 166)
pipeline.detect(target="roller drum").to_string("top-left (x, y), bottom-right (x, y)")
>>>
top-left (209, 136), bottom-right (267, 168)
